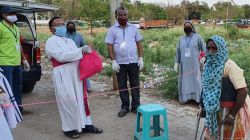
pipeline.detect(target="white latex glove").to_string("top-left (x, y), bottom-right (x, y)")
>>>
top-left (23, 60), bottom-right (30, 71)
top-left (0, 89), bottom-right (9, 106)
top-left (81, 45), bottom-right (92, 53)
top-left (112, 60), bottom-right (120, 73)
top-left (174, 63), bottom-right (179, 72)
top-left (138, 57), bottom-right (144, 70)
top-left (200, 57), bottom-right (206, 65)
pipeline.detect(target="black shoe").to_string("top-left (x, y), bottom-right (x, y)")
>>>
top-left (82, 125), bottom-right (103, 134)
top-left (130, 108), bottom-right (137, 114)
top-left (21, 110), bottom-right (33, 115)
top-left (118, 109), bottom-right (129, 117)
top-left (87, 89), bottom-right (93, 93)
top-left (63, 130), bottom-right (80, 139)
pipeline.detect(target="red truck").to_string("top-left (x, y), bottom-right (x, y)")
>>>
top-left (139, 18), bottom-right (174, 29)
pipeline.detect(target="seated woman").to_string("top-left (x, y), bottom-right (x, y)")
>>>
top-left (202, 35), bottom-right (250, 140)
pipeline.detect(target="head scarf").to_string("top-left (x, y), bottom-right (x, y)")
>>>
top-left (202, 35), bottom-right (228, 136)
top-left (184, 21), bottom-right (196, 33)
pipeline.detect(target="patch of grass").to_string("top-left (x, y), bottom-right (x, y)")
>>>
top-left (159, 71), bottom-right (178, 100)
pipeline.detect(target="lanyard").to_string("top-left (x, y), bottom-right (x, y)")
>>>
top-left (185, 34), bottom-right (193, 48)
top-left (2, 22), bottom-right (18, 42)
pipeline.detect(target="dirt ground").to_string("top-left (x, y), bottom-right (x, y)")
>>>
top-left (11, 72), bottom-right (206, 140)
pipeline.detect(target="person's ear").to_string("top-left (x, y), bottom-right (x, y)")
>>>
top-left (50, 27), bottom-right (55, 33)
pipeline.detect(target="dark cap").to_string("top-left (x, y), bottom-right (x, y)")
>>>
top-left (0, 6), bottom-right (19, 14)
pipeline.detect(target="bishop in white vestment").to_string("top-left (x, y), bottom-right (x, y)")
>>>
top-left (45, 17), bottom-right (102, 139)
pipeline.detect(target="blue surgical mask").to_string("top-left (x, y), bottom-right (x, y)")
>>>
top-left (54, 26), bottom-right (66, 37)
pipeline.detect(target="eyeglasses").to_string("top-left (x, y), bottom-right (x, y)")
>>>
top-left (207, 46), bottom-right (217, 51)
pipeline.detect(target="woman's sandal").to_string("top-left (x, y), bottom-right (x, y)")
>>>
top-left (64, 130), bottom-right (80, 139)
top-left (82, 125), bottom-right (103, 134)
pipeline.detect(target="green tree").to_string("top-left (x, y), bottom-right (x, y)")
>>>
top-left (166, 5), bottom-right (184, 22)
top-left (213, 1), bottom-right (245, 22)
top-left (243, 4), bottom-right (250, 18)
top-left (127, 2), bottom-right (167, 21)
top-left (180, 0), bottom-right (209, 20)
top-left (79, 0), bottom-right (109, 34)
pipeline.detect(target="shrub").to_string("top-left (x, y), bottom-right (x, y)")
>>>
top-left (225, 24), bottom-right (239, 39)
top-left (159, 71), bottom-right (178, 100)
top-left (103, 65), bottom-right (113, 77)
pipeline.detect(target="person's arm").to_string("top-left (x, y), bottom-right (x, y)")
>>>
top-left (45, 39), bottom-right (83, 63)
top-left (222, 60), bottom-right (248, 125)
top-left (173, 40), bottom-right (181, 72)
top-left (20, 36), bottom-right (26, 61)
top-left (135, 28), bottom-right (143, 58)
top-left (222, 87), bottom-right (247, 125)
top-left (21, 47), bottom-right (26, 61)
top-left (107, 43), bottom-right (115, 60)
top-left (175, 40), bottom-right (181, 63)
top-left (229, 88), bottom-right (247, 117)
top-left (79, 33), bottom-right (85, 47)
top-left (136, 41), bottom-right (143, 58)
top-left (105, 28), bottom-right (115, 60)
top-left (228, 61), bottom-right (248, 117)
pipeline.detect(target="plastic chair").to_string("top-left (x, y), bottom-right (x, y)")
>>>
top-left (134, 104), bottom-right (168, 140)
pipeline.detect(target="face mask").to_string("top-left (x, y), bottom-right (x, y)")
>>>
top-left (184, 27), bottom-right (192, 34)
top-left (117, 18), bottom-right (128, 26)
top-left (67, 28), bottom-right (76, 33)
top-left (6, 15), bottom-right (18, 23)
top-left (54, 26), bottom-right (66, 37)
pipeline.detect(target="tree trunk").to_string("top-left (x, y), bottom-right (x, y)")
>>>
top-left (112, 72), bottom-right (118, 91)
top-left (110, 0), bottom-right (122, 25)
top-left (71, 0), bottom-right (75, 20)
top-left (110, 0), bottom-right (122, 91)
top-left (90, 20), bottom-right (93, 34)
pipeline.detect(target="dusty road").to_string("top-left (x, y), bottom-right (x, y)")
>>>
top-left (12, 73), bottom-right (204, 140)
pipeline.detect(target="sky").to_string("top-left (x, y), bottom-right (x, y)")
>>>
top-left (132, 0), bottom-right (250, 6)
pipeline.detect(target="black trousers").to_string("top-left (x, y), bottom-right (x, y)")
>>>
top-left (116, 63), bottom-right (140, 111)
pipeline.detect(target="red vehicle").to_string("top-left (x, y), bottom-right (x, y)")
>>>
top-left (139, 18), bottom-right (174, 29)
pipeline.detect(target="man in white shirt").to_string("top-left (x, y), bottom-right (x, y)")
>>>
top-left (105, 7), bottom-right (144, 117)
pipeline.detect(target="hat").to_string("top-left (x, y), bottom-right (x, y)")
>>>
top-left (0, 6), bottom-right (19, 14)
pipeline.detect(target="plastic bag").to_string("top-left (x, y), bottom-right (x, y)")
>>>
top-left (79, 50), bottom-right (102, 80)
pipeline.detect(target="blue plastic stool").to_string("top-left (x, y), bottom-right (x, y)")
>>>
top-left (134, 104), bottom-right (168, 140)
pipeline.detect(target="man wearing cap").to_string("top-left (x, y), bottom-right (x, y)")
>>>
top-left (0, 6), bottom-right (30, 114)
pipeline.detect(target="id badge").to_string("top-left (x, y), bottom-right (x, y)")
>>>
top-left (120, 41), bottom-right (127, 49)
top-left (184, 48), bottom-right (191, 57)
top-left (16, 45), bottom-right (20, 51)
top-left (120, 41), bottom-right (128, 57)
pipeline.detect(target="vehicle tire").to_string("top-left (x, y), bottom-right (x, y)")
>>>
top-left (22, 82), bottom-right (36, 93)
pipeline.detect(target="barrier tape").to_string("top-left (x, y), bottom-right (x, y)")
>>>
top-left (0, 70), bottom-right (197, 115)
